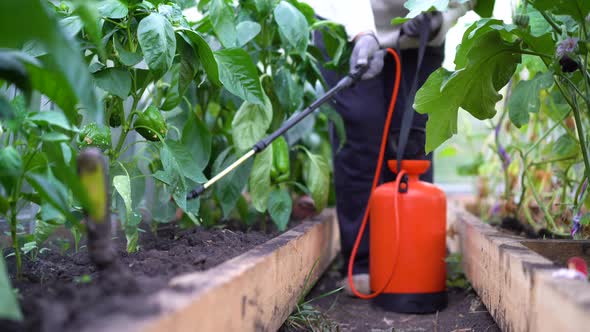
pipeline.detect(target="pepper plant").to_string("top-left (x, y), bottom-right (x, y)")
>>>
top-left (187, 0), bottom-right (349, 231)
top-left (405, 0), bottom-right (590, 237)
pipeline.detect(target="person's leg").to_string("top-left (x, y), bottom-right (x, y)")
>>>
top-left (314, 31), bottom-right (391, 276)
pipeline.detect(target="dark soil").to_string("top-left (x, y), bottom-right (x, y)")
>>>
top-left (498, 217), bottom-right (569, 239)
top-left (283, 261), bottom-right (500, 332)
top-left (0, 225), bottom-right (272, 332)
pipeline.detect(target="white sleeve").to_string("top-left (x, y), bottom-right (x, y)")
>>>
top-left (428, 0), bottom-right (476, 46)
top-left (303, 0), bottom-right (376, 40)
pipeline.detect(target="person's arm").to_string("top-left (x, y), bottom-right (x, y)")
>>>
top-left (377, 0), bottom-right (476, 49)
top-left (427, 0), bottom-right (476, 46)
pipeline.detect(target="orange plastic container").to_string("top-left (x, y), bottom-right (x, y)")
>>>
top-left (369, 160), bottom-right (447, 313)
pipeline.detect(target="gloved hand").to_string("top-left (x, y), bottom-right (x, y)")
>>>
top-left (400, 11), bottom-right (443, 41)
top-left (349, 32), bottom-right (385, 80)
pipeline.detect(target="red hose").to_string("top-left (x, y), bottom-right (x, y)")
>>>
top-left (347, 48), bottom-right (403, 299)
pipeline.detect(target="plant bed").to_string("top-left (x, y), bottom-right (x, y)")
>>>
top-left (281, 258), bottom-right (499, 332)
top-left (447, 199), bottom-right (590, 332)
top-left (1, 209), bottom-right (339, 332)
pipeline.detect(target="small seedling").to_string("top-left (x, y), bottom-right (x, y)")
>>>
top-left (74, 274), bottom-right (93, 284)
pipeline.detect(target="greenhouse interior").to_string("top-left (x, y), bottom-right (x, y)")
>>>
top-left (1, 0), bottom-right (590, 331)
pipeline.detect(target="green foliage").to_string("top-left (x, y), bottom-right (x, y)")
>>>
top-left (274, 1), bottom-right (309, 54)
top-left (138, 13), bottom-right (177, 78)
top-left (249, 147), bottom-right (274, 212)
top-left (231, 94), bottom-right (273, 151)
top-left (509, 72), bottom-right (553, 127)
top-left (442, 0), bottom-right (590, 237)
top-left (303, 150), bottom-right (330, 212)
top-left (0, 256), bottom-right (22, 321)
top-left (214, 48), bottom-right (265, 105)
top-left (445, 253), bottom-right (470, 289)
top-left (416, 26), bottom-right (523, 152)
top-left (403, 0), bottom-right (496, 18)
top-left (0, 0), bottom-right (101, 123)
top-left (0, 2), bottom-right (349, 319)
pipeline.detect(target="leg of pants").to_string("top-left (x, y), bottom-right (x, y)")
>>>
top-left (315, 32), bottom-right (444, 274)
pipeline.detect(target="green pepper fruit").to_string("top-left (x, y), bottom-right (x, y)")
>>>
top-left (271, 136), bottom-right (290, 183)
top-left (133, 105), bottom-right (167, 142)
top-left (105, 95), bottom-right (124, 128)
top-left (77, 123), bottom-right (112, 151)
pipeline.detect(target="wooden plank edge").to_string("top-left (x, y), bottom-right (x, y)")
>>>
top-left (447, 199), bottom-right (590, 332)
top-left (84, 209), bottom-right (340, 332)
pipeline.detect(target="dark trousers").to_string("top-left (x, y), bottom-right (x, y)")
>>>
top-left (316, 33), bottom-right (444, 274)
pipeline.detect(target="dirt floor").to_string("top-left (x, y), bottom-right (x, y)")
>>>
top-left (288, 261), bottom-right (500, 332)
top-left (1, 225), bottom-right (272, 332)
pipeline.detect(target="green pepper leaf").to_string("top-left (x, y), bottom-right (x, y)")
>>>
top-left (214, 48), bottom-right (264, 104)
top-left (26, 172), bottom-right (75, 223)
top-left (182, 110), bottom-right (211, 171)
top-left (303, 150), bottom-right (330, 212)
top-left (98, 0), bottom-right (128, 19)
top-left (93, 67), bottom-right (132, 99)
top-left (0, 0), bottom-right (102, 123)
top-left (161, 64), bottom-right (181, 111)
top-left (73, 0), bottom-right (104, 58)
top-left (275, 67), bottom-right (303, 113)
top-left (137, 13), bottom-right (176, 78)
top-left (237, 21), bottom-right (261, 47)
top-left (213, 148), bottom-right (253, 218)
top-left (274, 1), bottom-right (309, 54)
top-left (177, 28), bottom-right (220, 85)
top-left (60, 16), bottom-right (83, 38)
top-left (267, 187), bottom-right (292, 231)
top-left (210, 0), bottom-right (237, 47)
top-left (508, 72), bottom-right (554, 127)
top-left (165, 140), bottom-right (207, 184)
top-left (0, 256), bottom-right (22, 321)
top-left (255, 0), bottom-right (275, 15)
top-left (249, 146), bottom-right (273, 212)
top-left (0, 146), bottom-right (23, 177)
top-left (113, 175), bottom-right (132, 216)
top-left (231, 93), bottom-right (273, 151)
top-left (177, 38), bottom-right (198, 95)
top-left (114, 38), bottom-right (143, 67)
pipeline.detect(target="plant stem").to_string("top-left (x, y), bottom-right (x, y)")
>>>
top-left (9, 205), bottom-right (21, 280)
top-left (529, 155), bottom-right (578, 166)
top-left (525, 172), bottom-right (558, 231)
top-left (524, 1), bottom-right (562, 35)
top-left (560, 74), bottom-right (590, 107)
top-left (518, 50), bottom-right (553, 60)
top-left (516, 150), bottom-right (528, 214)
top-left (555, 80), bottom-right (590, 181)
top-left (525, 118), bottom-right (564, 156)
top-left (112, 86), bottom-right (146, 161)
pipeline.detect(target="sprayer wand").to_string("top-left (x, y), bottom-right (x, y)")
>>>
top-left (186, 65), bottom-right (368, 200)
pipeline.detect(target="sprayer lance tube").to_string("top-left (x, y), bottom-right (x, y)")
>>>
top-left (186, 66), bottom-right (367, 200)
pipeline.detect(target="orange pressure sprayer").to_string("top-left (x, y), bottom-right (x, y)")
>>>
top-left (347, 45), bottom-right (448, 313)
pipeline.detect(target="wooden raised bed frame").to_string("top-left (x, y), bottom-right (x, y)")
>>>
top-left (82, 209), bottom-right (340, 332)
top-left (447, 199), bottom-right (590, 332)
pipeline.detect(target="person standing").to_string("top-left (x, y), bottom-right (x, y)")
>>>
top-left (303, 0), bottom-right (476, 294)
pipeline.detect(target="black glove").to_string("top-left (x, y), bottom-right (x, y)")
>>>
top-left (349, 33), bottom-right (386, 80)
top-left (401, 11), bottom-right (443, 40)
